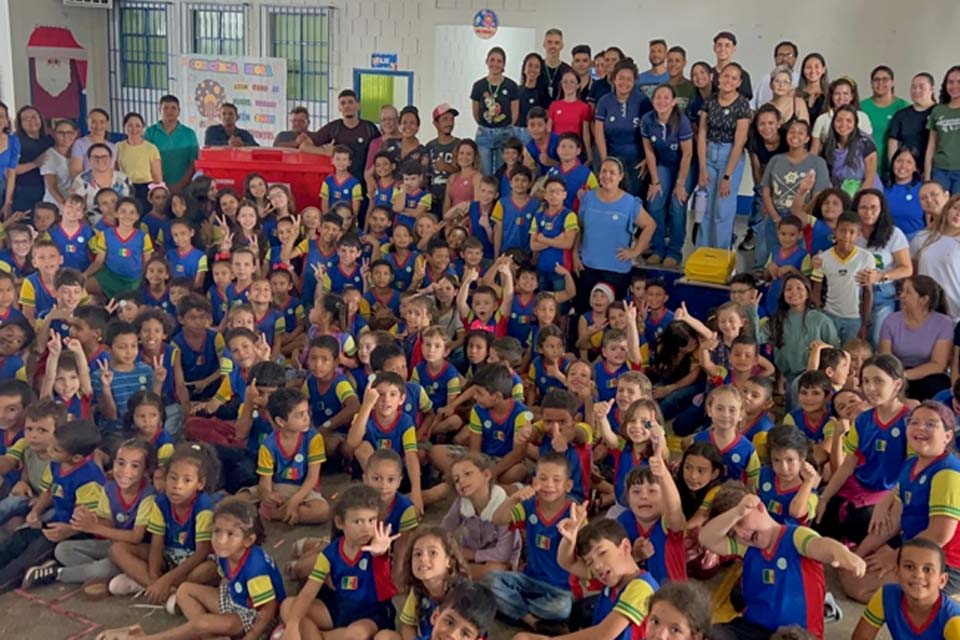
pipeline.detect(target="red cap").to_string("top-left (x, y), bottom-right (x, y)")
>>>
top-left (432, 103), bottom-right (460, 121)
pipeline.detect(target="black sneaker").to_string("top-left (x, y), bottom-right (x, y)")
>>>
top-left (22, 560), bottom-right (59, 589)
top-left (738, 229), bottom-right (756, 251)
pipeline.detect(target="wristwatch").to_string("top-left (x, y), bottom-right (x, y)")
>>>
top-left (880, 273), bottom-right (889, 283)
top-left (722, 174), bottom-right (731, 181)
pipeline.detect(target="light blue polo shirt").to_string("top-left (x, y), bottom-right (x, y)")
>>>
top-left (145, 121), bottom-right (199, 185)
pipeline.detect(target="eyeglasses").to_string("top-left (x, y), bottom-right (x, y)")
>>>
top-left (90, 155), bottom-right (111, 161)
top-left (54, 130), bottom-right (76, 135)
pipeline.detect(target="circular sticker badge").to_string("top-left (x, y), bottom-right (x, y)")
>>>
top-left (473, 9), bottom-right (499, 39)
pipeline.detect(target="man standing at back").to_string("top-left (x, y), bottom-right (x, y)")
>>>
top-left (274, 106), bottom-right (312, 148)
top-left (301, 90), bottom-right (381, 182)
top-left (541, 28), bottom-right (573, 101)
top-left (712, 31), bottom-right (753, 101)
top-left (144, 95), bottom-right (198, 193)
top-left (636, 39), bottom-right (670, 99)
top-left (425, 104), bottom-right (460, 216)
top-left (751, 41), bottom-right (800, 109)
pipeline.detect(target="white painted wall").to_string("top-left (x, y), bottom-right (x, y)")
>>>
top-left (2, 0), bottom-right (958, 134)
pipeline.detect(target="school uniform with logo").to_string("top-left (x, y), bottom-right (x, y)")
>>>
top-left (897, 452), bottom-right (960, 568)
top-left (147, 492), bottom-right (214, 566)
top-left (493, 196), bottom-right (539, 253)
top-left (41, 455), bottom-right (105, 524)
top-left (303, 373), bottom-right (357, 431)
top-left (96, 478), bottom-right (156, 530)
top-left (360, 412), bottom-right (418, 457)
top-left (310, 537), bottom-right (398, 629)
top-left (757, 466), bottom-right (818, 526)
top-left (843, 406), bottom-right (910, 491)
top-left (256, 429), bottom-right (326, 486)
top-left (411, 361), bottom-right (461, 410)
top-left (216, 545), bottom-right (287, 633)
top-left (693, 430), bottom-right (761, 489)
top-left (591, 572), bottom-right (659, 640)
top-left (48, 223), bottom-right (94, 271)
top-left (862, 583), bottom-right (960, 640)
top-left (321, 174), bottom-right (362, 211)
top-left (468, 400), bottom-right (533, 459)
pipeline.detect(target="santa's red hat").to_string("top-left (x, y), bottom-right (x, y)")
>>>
top-left (26, 26), bottom-right (87, 87)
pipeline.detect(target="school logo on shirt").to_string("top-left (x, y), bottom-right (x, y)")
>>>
top-left (378, 438), bottom-right (392, 449)
top-left (875, 440), bottom-right (887, 452)
top-left (235, 582), bottom-right (243, 594)
top-left (340, 576), bottom-right (359, 590)
top-left (762, 569), bottom-right (776, 585)
top-left (283, 467), bottom-right (301, 481)
top-left (119, 248), bottom-right (131, 257)
top-left (494, 431), bottom-right (506, 441)
top-left (535, 534), bottom-right (551, 550)
top-left (904, 491), bottom-right (912, 504)
top-left (66, 245), bottom-right (76, 253)
top-left (177, 531), bottom-right (189, 546)
top-left (52, 483), bottom-right (64, 498)
top-left (766, 500), bottom-right (783, 515)
top-left (116, 513), bottom-right (128, 524)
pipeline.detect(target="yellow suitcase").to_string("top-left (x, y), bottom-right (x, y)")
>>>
top-left (683, 247), bottom-right (737, 285)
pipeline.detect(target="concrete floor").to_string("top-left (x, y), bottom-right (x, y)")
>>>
top-left (0, 469), bottom-right (888, 640)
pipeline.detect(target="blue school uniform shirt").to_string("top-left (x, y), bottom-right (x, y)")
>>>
top-left (167, 247), bottom-right (207, 281)
top-left (254, 308), bottom-right (285, 347)
top-left (37, 307), bottom-right (71, 342)
top-left (363, 289), bottom-right (401, 317)
top-left (256, 429), bottom-right (326, 486)
top-left (525, 133), bottom-right (560, 176)
top-left (147, 492), bottom-right (214, 553)
top-left (322, 174), bottom-right (362, 209)
top-left (764, 246), bottom-right (810, 317)
top-left (616, 511), bottom-right (686, 584)
top-left (844, 406), bottom-right (910, 491)
top-left (645, 308), bottom-right (674, 349)
top-left (0, 354), bottom-right (26, 383)
top-left (1, 429), bottom-right (24, 487)
top-left (609, 439), bottom-right (649, 507)
top-left (530, 207), bottom-right (578, 274)
top-left (493, 196), bottom-right (538, 254)
top-left (402, 380), bottom-right (433, 426)
top-left (758, 466), bottom-right (818, 526)
top-left (48, 223), bottom-right (94, 271)
top-left (639, 110), bottom-right (694, 169)
top-left (303, 373), bottom-right (357, 431)
top-left (595, 90), bottom-right (653, 158)
top-left (898, 452), bottom-right (960, 564)
top-left (384, 492), bottom-right (419, 534)
top-left (732, 525), bottom-right (826, 638)
top-left (591, 573), bottom-right (659, 640)
top-left (593, 361), bottom-right (631, 402)
top-left (373, 179), bottom-right (398, 208)
top-left (140, 343), bottom-right (178, 405)
top-left (507, 293), bottom-right (537, 346)
top-left (308, 537), bottom-right (397, 609)
top-left (225, 282), bottom-right (251, 308)
top-left (209, 286), bottom-right (229, 326)
top-left (383, 250), bottom-right (418, 292)
top-left (510, 497), bottom-right (574, 589)
top-left (325, 260), bottom-right (364, 295)
top-left (537, 436), bottom-right (590, 502)
top-left (863, 583), bottom-right (960, 640)
top-left (527, 355), bottom-right (571, 401)
top-left (217, 545), bottom-right (287, 611)
top-left (42, 456), bottom-right (105, 524)
top-left (411, 361), bottom-right (460, 409)
top-left (142, 286), bottom-right (175, 317)
top-left (277, 296), bottom-right (305, 334)
top-left (546, 162), bottom-right (595, 210)
top-left (0, 250), bottom-right (30, 278)
top-left (99, 478), bottom-right (155, 530)
top-left (693, 430), bottom-right (761, 488)
top-left (363, 411), bottom-right (418, 456)
top-left (96, 228), bottom-right (152, 279)
top-left (141, 212), bottom-right (171, 246)
top-left (784, 407), bottom-right (835, 444)
top-left (468, 400), bottom-right (533, 459)
top-left (19, 271), bottom-right (57, 317)
top-left (397, 189), bottom-right (430, 229)
top-left (467, 202), bottom-right (496, 259)
top-left (174, 329), bottom-right (222, 386)
top-left (805, 217), bottom-right (834, 255)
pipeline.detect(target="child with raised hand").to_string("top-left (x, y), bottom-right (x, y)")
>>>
top-left (758, 424), bottom-right (820, 527)
top-left (0, 417), bottom-right (103, 593)
top-left (526, 324), bottom-right (573, 407)
top-left (699, 481), bottom-right (866, 640)
top-left (441, 452), bottom-right (520, 579)
top-left (852, 538), bottom-right (960, 640)
top-left (816, 354), bottom-right (910, 546)
top-left (23, 438), bottom-right (156, 592)
top-left (278, 485), bottom-right (400, 640)
top-left (136, 307), bottom-right (189, 435)
top-left (692, 385), bottom-right (761, 490)
top-left (94, 320), bottom-right (165, 431)
top-left (256, 388), bottom-right (330, 526)
top-left (108, 443), bottom-right (220, 604)
top-left (40, 334), bottom-right (94, 419)
top-left (456, 262), bottom-right (513, 337)
top-left (517, 514), bottom-right (657, 640)
top-left (594, 397), bottom-right (668, 517)
top-left (387, 526), bottom-right (469, 640)
top-left (489, 452), bottom-right (577, 636)
top-left (617, 454), bottom-right (687, 584)
top-left (97, 498), bottom-right (286, 640)
top-left (346, 372), bottom-right (424, 516)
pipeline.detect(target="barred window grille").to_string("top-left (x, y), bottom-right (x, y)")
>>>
top-left (188, 4), bottom-right (247, 56)
top-left (108, 1), bottom-right (172, 126)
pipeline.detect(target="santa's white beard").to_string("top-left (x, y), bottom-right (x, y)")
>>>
top-left (36, 58), bottom-right (71, 98)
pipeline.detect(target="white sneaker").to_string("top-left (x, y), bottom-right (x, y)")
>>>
top-left (108, 573), bottom-right (142, 597)
top-left (165, 593), bottom-right (178, 615)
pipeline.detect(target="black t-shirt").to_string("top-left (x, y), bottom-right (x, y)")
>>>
top-left (312, 118), bottom-right (381, 179)
top-left (539, 61), bottom-right (573, 101)
top-left (425, 137), bottom-right (459, 199)
top-left (518, 84), bottom-right (550, 127)
top-left (470, 76), bottom-right (520, 128)
top-left (15, 133), bottom-right (53, 190)
top-left (888, 105), bottom-right (934, 171)
top-left (588, 77), bottom-right (612, 105)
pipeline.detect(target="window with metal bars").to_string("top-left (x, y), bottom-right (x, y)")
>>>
top-left (118, 4), bottom-right (168, 89)
top-left (263, 5), bottom-right (333, 122)
top-left (190, 7), bottom-right (245, 56)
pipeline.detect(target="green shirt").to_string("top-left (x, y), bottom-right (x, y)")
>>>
top-left (144, 121), bottom-right (199, 185)
top-left (928, 104), bottom-right (960, 171)
top-left (773, 308), bottom-right (839, 381)
top-left (862, 96), bottom-right (910, 175)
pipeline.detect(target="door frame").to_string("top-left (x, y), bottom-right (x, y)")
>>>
top-left (352, 68), bottom-right (415, 122)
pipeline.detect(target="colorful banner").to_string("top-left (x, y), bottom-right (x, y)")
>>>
top-left (178, 54), bottom-right (287, 146)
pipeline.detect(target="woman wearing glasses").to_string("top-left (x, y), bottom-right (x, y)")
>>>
top-left (42, 120), bottom-right (79, 205)
top-left (69, 109), bottom-right (116, 178)
top-left (70, 143), bottom-right (131, 211)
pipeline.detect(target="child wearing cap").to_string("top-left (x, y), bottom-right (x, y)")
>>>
top-left (578, 283), bottom-right (615, 361)
top-left (426, 104), bottom-right (461, 216)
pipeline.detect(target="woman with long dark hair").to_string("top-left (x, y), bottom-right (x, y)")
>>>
top-left (11, 105), bottom-right (52, 213)
top-left (924, 65), bottom-right (960, 192)
top-left (516, 52), bottom-right (549, 145)
top-left (594, 58), bottom-right (651, 195)
top-left (810, 78), bottom-right (872, 155)
top-left (884, 147), bottom-right (925, 239)
top-left (798, 53), bottom-right (829, 124)
top-left (770, 272), bottom-right (839, 392)
top-left (822, 104), bottom-right (880, 196)
top-left (470, 46), bottom-right (519, 174)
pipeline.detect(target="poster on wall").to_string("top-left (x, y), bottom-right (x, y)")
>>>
top-left (178, 55), bottom-right (287, 146)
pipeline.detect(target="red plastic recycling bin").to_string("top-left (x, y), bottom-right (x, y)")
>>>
top-left (195, 147), bottom-right (334, 208)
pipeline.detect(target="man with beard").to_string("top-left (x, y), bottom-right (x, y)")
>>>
top-left (274, 106), bottom-right (312, 148)
top-left (425, 104), bottom-right (460, 215)
top-left (301, 90), bottom-right (380, 181)
top-left (636, 39), bottom-right (670, 99)
top-left (540, 28), bottom-right (573, 101)
top-left (571, 45), bottom-right (594, 101)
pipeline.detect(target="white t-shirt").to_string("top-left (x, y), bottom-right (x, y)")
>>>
top-left (856, 226), bottom-right (909, 272)
top-left (911, 230), bottom-right (960, 319)
top-left (814, 246), bottom-right (876, 318)
top-left (812, 109), bottom-right (873, 141)
top-left (41, 148), bottom-right (71, 204)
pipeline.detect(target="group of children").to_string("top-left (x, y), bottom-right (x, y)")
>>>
top-left (0, 122), bottom-right (955, 640)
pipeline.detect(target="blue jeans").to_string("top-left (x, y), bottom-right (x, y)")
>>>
top-left (648, 164), bottom-right (693, 262)
top-left (659, 384), bottom-right (699, 420)
top-left (827, 313), bottom-right (862, 344)
top-left (932, 168), bottom-right (960, 195)
top-left (487, 570), bottom-right (572, 621)
top-left (0, 494), bottom-right (29, 526)
top-left (754, 214), bottom-right (780, 271)
top-left (869, 296), bottom-right (896, 350)
top-left (697, 142), bottom-right (746, 249)
top-left (477, 126), bottom-right (518, 175)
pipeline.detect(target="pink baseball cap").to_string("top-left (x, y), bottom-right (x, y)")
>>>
top-left (432, 103), bottom-right (460, 121)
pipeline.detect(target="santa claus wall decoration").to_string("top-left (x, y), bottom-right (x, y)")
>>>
top-left (27, 26), bottom-right (88, 130)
